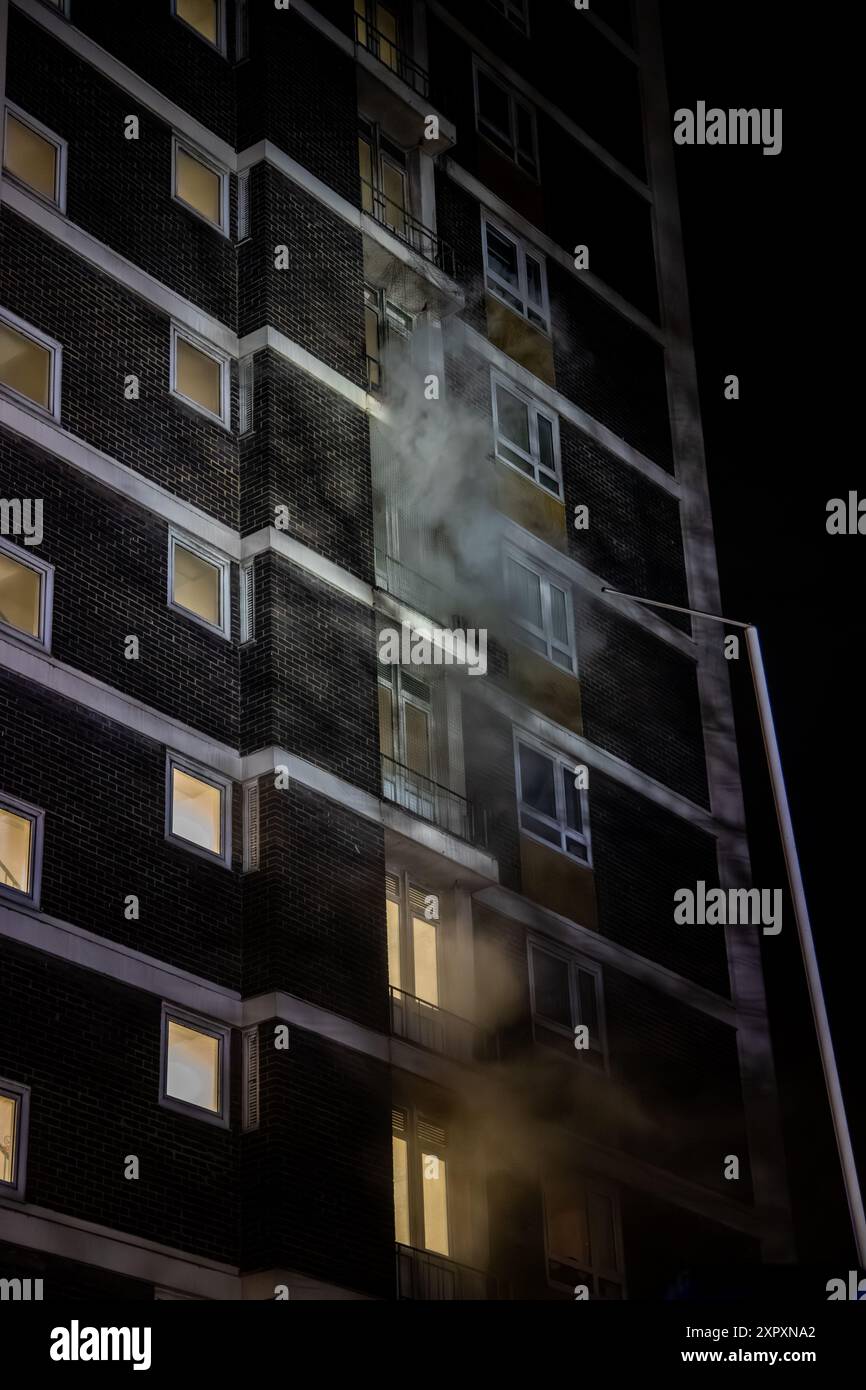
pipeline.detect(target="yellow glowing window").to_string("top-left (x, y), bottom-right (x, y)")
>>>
top-left (0, 550), bottom-right (42, 640)
top-left (375, 6), bottom-right (399, 71)
top-left (174, 334), bottom-right (223, 417)
top-left (392, 1134), bottom-right (410, 1245)
top-left (172, 541), bottom-right (222, 628)
top-left (166, 1019), bottom-right (220, 1112)
top-left (175, 0), bottom-right (219, 45)
top-left (174, 145), bottom-right (223, 227)
top-left (411, 912), bottom-right (438, 1006)
top-left (422, 1152), bottom-right (449, 1256)
top-left (171, 766), bottom-right (223, 856)
top-left (386, 896), bottom-right (402, 991)
top-left (0, 806), bottom-right (33, 897)
top-left (381, 160), bottom-right (405, 232)
top-left (4, 111), bottom-right (59, 203)
top-left (0, 320), bottom-right (52, 410)
top-left (354, 0), bottom-right (368, 46)
top-left (0, 1093), bottom-right (17, 1185)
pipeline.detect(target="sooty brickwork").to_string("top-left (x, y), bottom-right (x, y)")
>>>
top-left (0, 433), bottom-right (240, 747)
top-left (0, 670), bottom-right (242, 991)
top-left (0, 940), bottom-right (239, 1264)
top-left (1, 212), bottom-right (240, 530)
top-left (242, 778), bottom-right (389, 1032)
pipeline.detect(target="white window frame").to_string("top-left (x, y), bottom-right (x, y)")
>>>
top-left (0, 789), bottom-right (45, 910)
top-left (543, 1174), bottom-right (625, 1298)
top-left (170, 0), bottom-right (227, 55)
top-left (3, 101), bottom-right (68, 213)
top-left (0, 307), bottom-right (62, 422)
top-left (0, 1076), bottom-right (31, 1199)
top-left (0, 535), bottom-right (54, 652)
top-left (504, 546), bottom-right (575, 673)
top-left (492, 369), bottom-right (562, 497)
top-left (167, 527), bottom-right (232, 639)
top-left (473, 57), bottom-right (539, 179)
top-left (159, 1003), bottom-right (231, 1128)
top-left (528, 936), bottom-right (607, 1066)
top-left (164, 750), bottom-right (232, 868)
top-left (481, 214), bottom-right (549, 332)
top-left (513, 729), bottom-right (592, 864)
top-left (171, 136), bottom-right (230, 236)
top-left (169, 323), bottom-right (232, 429)
top-left (485, 0), bottom-right (529, 35)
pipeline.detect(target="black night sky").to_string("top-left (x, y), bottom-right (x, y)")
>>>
top-left (660, 0), bottom-right (862, 1272)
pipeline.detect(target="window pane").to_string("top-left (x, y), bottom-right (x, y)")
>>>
top-left (387, 896), bottom-right (402, 990)
top-left (175, 147), bottom-right (221, 225)
top-left (526, 254), bottom-right (544, 307)
top-left (496, 385), bottom-right (530, 453)
top-left (0, 1093), bottom-right (16, 1184)
top-left (422, 1152), bottom-right (449, 1256)
top-left (550, 584), bottom-right (569, 646)
top-left (508, 558), bottom-right (543, 629)
top-left (0, 551), bottom-right (41, 638)
top-left (563, 773), bottom-right (583, 834)
top-left (403, 703), bottom-right (430, 778)
top-left (378, 684), bottom-right (395, 761)
top-left (381, 161), bottom-right (406, 232)
top-left (392, 1135), bottom-right (411, 1245)
top-left (365, 305), bottom-right (380, 367)
top-left (354, 0), bottom-right (368, 44)
top-left (173, 543), bottom-right (221, 626)
top-left (578, 970), bottom-right (599, 1037)
top-left (533, 949), bottom-right (570, 1026)
top-left (537, 414), bottom-right (555, 473)
top-left (412, 914), bottom-right (438, 1006)
top-left (515, 103), bottom-right (535, 158)
top-left (546, 1179), bottom-right (590, 1266)
top-left (486, 226), bottom-right (519, 289)
top-left (0, 322), bottom-right (51, 408)
top-left (478, 70), bottom-right (511, 141)
top-left (166, 1020), bottom-right (220, 1112)
top-left (498, 443), bottom-right (533, 476)
top-left (0, 807), bottom-right (32, 896)
top-left (375, 4), bottom-right (399, 70)
top-left (175, 336), bottom-right (221, 415)
top-left (176, 0), bottom-right (218, 43)
top-left (4, 113), bottom-right (57, 201)
top-left (521, 811), bottom-right (560, 845)
top-left (519, 744), bottom-right (556, 818)
top-left (171, 767), bottom-right (222, 854)
top-left (588, 1191), bottom-right (617, 1271)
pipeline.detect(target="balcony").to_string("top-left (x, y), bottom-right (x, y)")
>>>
top-left (390, 987), bottom-right (498, 1063)
top-left (354, 16), bottom-right (455, 156)
top-left (396, 1244), bottom-right (504, 1300)
top-left (381, 755), bottom-right (487, 849)
top-left (361, 179), bottom-right (456, 279)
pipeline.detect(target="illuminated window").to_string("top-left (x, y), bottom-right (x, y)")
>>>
top-left (492, 370), bottom-right (561, 496)
top-left (358, 120), bottom-right (408, 240)
top-left (364, 285), bottom-right (414, 392)
top-left (354, 1), bottom-right (400, 72)
top-left (0, 309), bottom-right (61, 418)
top-left (168, 530), bottom-right (230, 637)
top-left (386, 874), bottom-right (440, 1007)
top-left (529, 938), bottom-right (606, 1065)
top-left (3, 104), bottom-right (66, 209)
top-left (474, 60), bottom-right (538, 178)
top-left (0, 1079), bottom-right (30, 1198)
top-left (505, 549), bottom-right (575, 671)
top-left (515, 732), bottom-right (591, 863)
top-left (392, 1108), bottom-right (450, 1256)
top-left (160, 1006), bottom-right (229, 1125)
top-left (482, 216), bottom-right (549, 331)
top-left (0, 537), bottom-right (53, 650)
top-left (171, 0), bottom-right (224, 51)
top-left (544, 1174), bottom-right (624, 1297)
top-left (166, 754), bottom-right (231, 866)
top-left (172, 138), bottom-right (228, 232)
top-left (170, 325), bottom-right (230, 427)
top-left (0, 791), bottom-right (44, 907)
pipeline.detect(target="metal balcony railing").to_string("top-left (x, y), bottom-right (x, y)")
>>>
top-left (354, 15), bottom-right (430, 99)
top-left (381, 755), bottom-right (487, 848)
top-left (396, 1244), bottom-right (504, 1300)
top-left (360, 179), bottom-right (456, 278)
top-left (390, 987), bottom-right (498, 1063)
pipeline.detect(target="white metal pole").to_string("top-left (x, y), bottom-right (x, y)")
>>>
top-left (746, 625), bottom-right (866, 1267)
